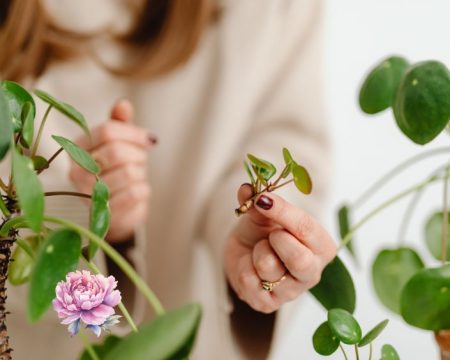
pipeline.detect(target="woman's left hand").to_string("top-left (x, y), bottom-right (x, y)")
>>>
top-left (224, 184), bottom-right (337, 313)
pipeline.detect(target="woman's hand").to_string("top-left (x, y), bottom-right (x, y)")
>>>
top-left (224, 184), bottom-right (337, 313)
top-left (69, 100), bottom-right (156, 242)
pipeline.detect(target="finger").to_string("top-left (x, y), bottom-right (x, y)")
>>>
top-left (109, 181), bottom-right (151, 210)
top-left (69, 165), bottom-right (96, 194)
top-left (254, 192), bottom-right (336, 258)
top-left (107, 201), bottom-right (148, 243)
top-left (111, 99), bottom-right (134, 123)
top-left (269, 229), bottom-right (322, 286)
top-left (100, 164), bottom-right (147, 195)
top-left (271, 274), bottom-right (306, 303)
top-left (252, 239), bottom-right (286, 282)
top-left (91, 142), bottom-right (147, 173)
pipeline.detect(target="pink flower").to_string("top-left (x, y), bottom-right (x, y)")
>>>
top-left (52, 270), bottom-right (122, 337)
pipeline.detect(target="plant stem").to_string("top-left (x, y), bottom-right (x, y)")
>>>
top-left (268, 178), bottom-right (294, 192)
top-left (352, 147), bottom-right (450, 210)
top-left (339, 344), bottom-right (349, 360)
top-left (0, 217), bottom-right (29, 237)
top-left (79, 329), bottom-right (100, 360)
top-left (15, 238), bottom-right (35, 260)
top-left (369, 343), bottom-right (373, 360)
top-left (31, 105), bottom-right (52, 157)
top-left (442, 172), bottom-right (449, 264)
top-left (354, 344), bottom-right (360, 360)
top-left (0, 198), bottom-right (10, 218)
top-left (339, 171), bottom-right (448, 250)
top-left (37, 147), bottom-right (63, 174)
top-left (0, 179), bottom-right (7, 193)
top-left (270, 164), bottom-right (290, 188)
top-left (83, 258), bottom-right (139, 333)
top-left (43, 215), bottom-right (165, 316)
top-left (44, 191), bottom-right (91, 199)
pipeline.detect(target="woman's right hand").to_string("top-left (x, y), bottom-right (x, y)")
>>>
top-left (69, 100), bottom-right (157, 243)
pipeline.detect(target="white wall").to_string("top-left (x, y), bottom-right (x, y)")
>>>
top-left (275, 1), bottom-right (450, 359)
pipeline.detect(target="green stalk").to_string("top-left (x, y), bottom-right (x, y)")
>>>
top-left (83, 258), bottom-right (138, 333)
top-left (15, 238), bottom-right (35, 260)
top-left (0, 216), bottom-right (29, 237)
top-left (369, 343), bottom-right (373, 360)
top-left (31, 105), bottom-right (53, 157)
top-left (339, 344), bottom-right (349, 360)
top-left (43, 215), bottom-right (165, 316)
top-left (442, 172), bottom-right (449, 264)
top-left (354, 344), bottom-right (360, 360)
top-left (79, 329), bottom-right (100, 360)
top-left (0, 196), bottom-right (10, 217)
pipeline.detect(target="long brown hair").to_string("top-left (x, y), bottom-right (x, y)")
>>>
top-left (0, 0), bottom-right (213, 81)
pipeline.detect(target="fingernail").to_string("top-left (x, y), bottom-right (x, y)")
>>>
top-left (148, 135), bottom-right (158, 145)
top-left (256, 195), bottom-right (273, 210)
top-left (240, 183), bottom-right (252, 188)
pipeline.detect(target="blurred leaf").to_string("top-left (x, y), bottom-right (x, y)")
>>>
top-left (327, 309), bottom-right (362, 345)
top-left (20, 102), bottom-right (35, 148)
top-left (425, 211), bottom-right (450, 261)
top-left (32, 156), bottom-right (49, 172)
top-left (52, 135), bottom-right (99, 174)
top-left (34, 89), bottom-right (89, 135)
top-left (359, 56), bottom-right (409, 114)
top-left (282, 147), bottom-right (294, 166)
top-left (372, 247), bottom-right (424, 314)
top-left (9, 237), bottom-right (39, 286)
top-left (310, 256), bottom-right (356, 313)
top-left (1, 80), bottom-right (36, 133)
top-left (252, 165), bottom-right (268, 186)
top-left (337, 204), bottom-right (356, 260)
top-left (104, 303), bottom-right (202, 360)
top-left (79, 335), bottom-right (121, 360)
top-left (381, 344), bottom-right (400, 360)
top-left (247, 154), bottom-right (276, 181)
top-left (400, 264), bottom-right (450, 330)
top-left (312, 321), bottom-right (340, 356)
top-left (28, 229), bottom-right (81, 322)
top-left (0, 87), bottom-right (12, 160)
top-left (243, 161), bottom-right (255, 186)
top-left (394, 60), bottom-right (450, 145)
top-left (358, 319), bottom-right (389, 347)
top-left (292, 163), bottom-right (312, 194)
top-left (88, 179), bottom-right (111, 259)
top-left (12, 149), bottom-right (44, 232)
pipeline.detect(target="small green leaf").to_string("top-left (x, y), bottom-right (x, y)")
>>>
top-left (243, 161), bottom-right (256, 186)
top-left (247, 154), bottom-right (276, 181)
top-left (79, 335), bottom-right (121, 360)
top-left (32, 156), bottom-right (49, 172)
top-left (20, 102), bottom-right (35, 148)
top-left (337, 205), bottom-right (356, 259)
top-left (34, 89), bottom-right (89, 135)
top-left (400, 264), bottom-right (450, 330)
top-left (12, 149), bottom-right (44, 232)
top-left (9, 237), bottom-right (39, 286)
top-left (381, 344), bottom-right (400, 360)
top-left (424, 211), bottom-right (450, 261)
top-left (1, 80), bottom-right (36, 133)
top-left (310, 256), bottom-right (356, 313)
top-left (28, 229), bottom-right (81, 322)
top-left (312, 321), bottom-right (340, 356)
top-left (327, 308), bottom-right (362, 345)
top-left (372, 247), bottom-right (424, 314)
top-left (88, 179), bottom-right (111, 259)
top-left (0, 87), bottom-right (12, 160)
top-left (358, 319), bottom-right (389, 347)
top-left (394, 60), bottom-right (450, 145)
top-left (52, 135), bottom-right (99, 174)
top-left (359, 56), bottom-right (409, 114)
top-left (104, 303), bottom-right (202, 360)
top-left (292, 163), bottom-right (312, 194)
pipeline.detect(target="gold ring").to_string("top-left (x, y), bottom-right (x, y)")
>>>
top-left (261, 273), bottom-right (287, 292)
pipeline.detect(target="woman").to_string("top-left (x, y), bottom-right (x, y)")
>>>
top-left (0, 0), bottom-right (336, 359)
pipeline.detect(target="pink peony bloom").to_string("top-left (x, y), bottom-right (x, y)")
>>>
top-left (52, 270), bottom-right (122, 337)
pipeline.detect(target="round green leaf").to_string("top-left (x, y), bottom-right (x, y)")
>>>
top-left (28, 229), bottom-right (81, 322)
top-left (424, 211), bottom-right (450, 261)
top-left (9, 237), bottom-right (39, 286)
top-left (358, 319), bottom-right (389, 347)
top-left (400, 264), bottom-right (450, 330)
top-left (247, 154), bottom-right (276, 181)
top-left (372, 247), bottom-right (424, 313)
top-left (310, 256), bottom-right (356, 313)
top-left (32, 156), bottom-right (49, 172)
top-left (394, 60), bottom-right (450, 145)
top-left (19, 101), bottom-right (35, 148)
top-left (0, 87), bottom-right (12, 160)
top-left (312, 321), bottom-right (340, 356)
top-left (243, 161), bottom-right (256, 186)
top-left (52, 135), bottom-right (99, 174)
top-left (282, 147), bottom-right (294, 166)
top-left (104, 303), bottom-right (202, 360)
top-left (327, 308), bottom-right (362, 345)
top-left (359, 56), bottom-right (409, 114)
top-left (88, 179), bottom-right (111, 259)
top-left (34, 89), bottom-right (89, 135)
top-left (1, 80), bottom-right (36, 133)
top-left (381, 344), bottom-right (400, 360)
top-left (292, 163), bottom-right (312, 194)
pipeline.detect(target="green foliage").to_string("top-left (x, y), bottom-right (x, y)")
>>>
top-left (292, 163), bottom-right (312, 194)
top-left (337, 204), bottom-right (356, 259)
top-left (31, 155), bottom-right (49, 172)
top-left (28, 229), bottom-right (81, 322)
top-left (310, 256), bottom-right (356, 313)
top-left (247, 154), bottom-right (276, 182)
top-left (381, 344), bottom-right (400, 360)
top-left (372, 247), bottom-right (424, 313)
top-left (1, 80), bottom-right (36, 133)
top-left (327, 309), bottom-right (362, 345)
top-left (20, 102), bottom-right (35, 148)
top-left (88, 179), bottom-right (111, 259)
top-left (104, 304), bottom-right (202, 360)
top-left (9, 237), bottom-right (39, 286)
top-left (358, 319), bottom-right (389, 347)
top-left (312, 321), bottom-right (340, 356)
top-left (400, 264), bottom-right (450, 330)
top-left (425, 211), bottom-right (450, 261)
top-left (0, 87), bottom-right (12, 160)
top-left (79, 336), bottom-right (121, 360)
top-left (359, 56), bottom-right (409, 114)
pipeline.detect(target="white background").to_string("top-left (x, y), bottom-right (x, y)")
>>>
top-left (276, 1), bottom-right (450, 359)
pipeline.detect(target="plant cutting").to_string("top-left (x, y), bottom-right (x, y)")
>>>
top-left (0, 81), bottom-right (201, 359)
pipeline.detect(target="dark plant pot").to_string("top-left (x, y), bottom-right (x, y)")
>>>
top-left (435, 330), bottom-right (450, 360)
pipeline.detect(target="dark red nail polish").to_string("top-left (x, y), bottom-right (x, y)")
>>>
top-left (256, 195), bottom-right (273, 210)
top-left (148, 135), bottom-right (158, 145)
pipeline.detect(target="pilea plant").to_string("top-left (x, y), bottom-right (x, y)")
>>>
top-left (0, 81), bottom-right (201, 360)
top-left (336, 55), bottom-right (450, 359)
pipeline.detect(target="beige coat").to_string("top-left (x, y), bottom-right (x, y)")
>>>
top-left (5, 0), bottom-right (330, 359)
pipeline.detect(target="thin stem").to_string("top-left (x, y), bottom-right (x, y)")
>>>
top-left (79, 329), bottom-right (100, 360)
top-left (352, 147), bottom-right (450, 210)
top-left (339, 170), bottom-right (448, 250)
top-left (15, 238), bottom-right (35, 260)
top-left (83, 258), bottom-right (138, 333)
top-left (268, 178), bottom-right (294, 192)
top-left (0, 178), bottom-right (7, 192)
top-left (37, 147), bottom-right (63, 174)
top-left (43, 215), bottom-right (165, 316)
top-left (354, 344), bottom-right (360, 360)
top-left (442, 172), bottom-right (449, 264)
top-left (44, 191), bottom-right (91, 199)
top-left (339, 344), bottom-right (349, 360)
top-left (31, 105), bottom-right (53, 157)
top-left (0, 197), bottom-right (10, 218)
top-left (369, 343), bottom-right (373, 360)
top-left (270, 164), bottom-right (290, 188)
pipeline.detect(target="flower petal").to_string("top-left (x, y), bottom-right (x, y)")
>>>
top-left (67, 319), bottom-right (81, 336)
top-left (103, 290), bottom-right (121, 307)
